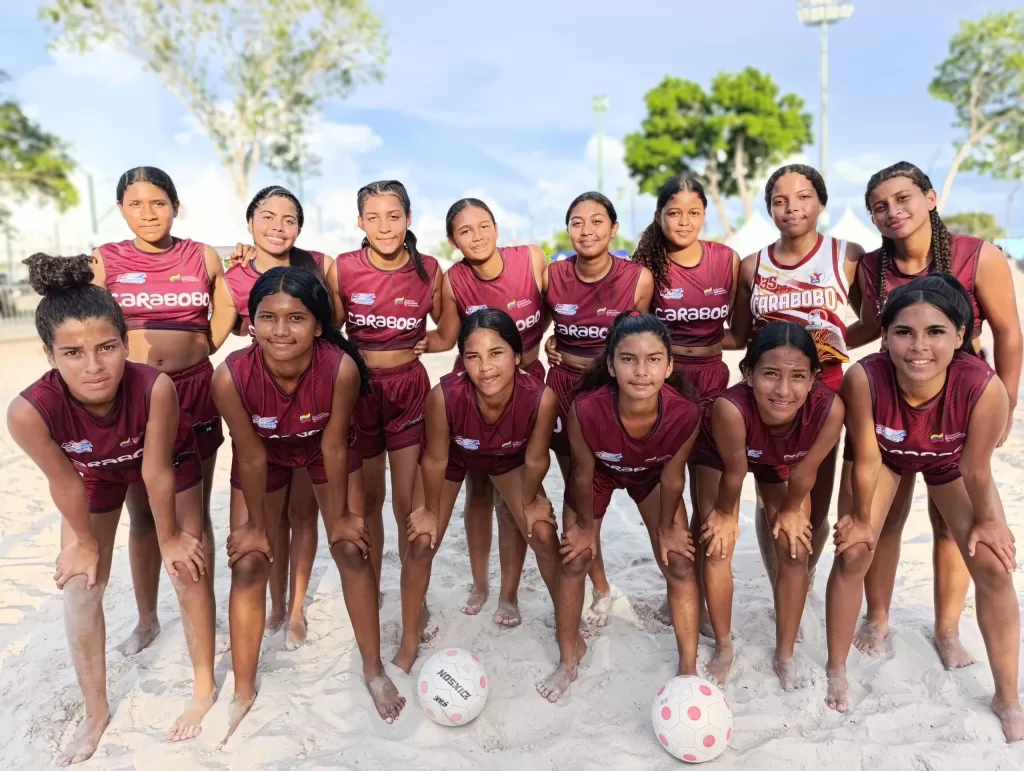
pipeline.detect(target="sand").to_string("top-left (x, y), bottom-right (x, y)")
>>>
top-left (2, 275), bottom-right (1023, 769)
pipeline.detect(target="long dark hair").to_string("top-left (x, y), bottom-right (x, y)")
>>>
top-left (457, 308), bottom-right (522, 357)
top-left (25, 253), bottom-right (126, 350)
top-left (739, 322), bottom-right (821, 377)
top-left (880, 274), bottom-right (976, 356)
top-left (249, 267), bottom-right (371, 394)
top-left (565, 191), bottom-right (618, 225)
top-left (116, 166), bottom-right (179, 206)
top-left (864, 161), bottom-right (954, 319)
top-left (632, 176), bottom-right (707, 289)
top-left (245, 185), bottom-right (322, 278)
top-left (764, 164), bottom-right (828, 210)
top-left (578, 312), bottom-right (689, 397)
top-left (356, 180), bottom-right (429, 281)
top-left (445, 198), bottom-right (497, 241)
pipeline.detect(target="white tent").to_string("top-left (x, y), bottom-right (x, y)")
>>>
top-left (828, 206), bottom-right (881, 251)
top-left (725, 211), bottom-right (777, 257)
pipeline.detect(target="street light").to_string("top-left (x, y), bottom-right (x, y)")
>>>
top-left (593, 95), bottom-right (609, 194)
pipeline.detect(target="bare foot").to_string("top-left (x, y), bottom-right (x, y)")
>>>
top-left (853, 617), bottom-right (889, 658)
top-left (56, 711), bottom-right (109, 766)
top-left (284, 614), bottom-right (308, 651)
top-left (992, 697), bottom-right (1024, 742)
top-left (116, 617), bottom-right (160, 657)
top-left (536, 636), bottom-right (587, 703)
top-left (366, 670), bottom-right (406, 724)
top-left (704, 643), bottom-right (734, 687)
top-left (774, 654), bottom-right (813, 692)
top-left (392, 643), bottom-right (418, 674)
top-left (935, 634), bottom-right (975, 670)
top-left (167, 689), bottom-right (215, 742)
top-left (583, 589), bottom-right (612, 628)
top-left (218, 693), bottom-right (257, 748)
top-left (462, 584), bottom-right (488, 616)
top-left (419, 603), bottom-right (438, 644)
top-left (265, 605), bottom-right (286, 635)
top-left (825, 666), bottom-right (849, 713)
top-left (493, 597), bottom-right (521, 628)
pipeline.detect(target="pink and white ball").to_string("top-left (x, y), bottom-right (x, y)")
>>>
top-left (416, 648), bottom-right (489, 726)
top-left (651, 676), bottom-right (733, 763)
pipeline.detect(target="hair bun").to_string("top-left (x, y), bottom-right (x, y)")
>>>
top-left (24, 253), bottom-right (95, 296)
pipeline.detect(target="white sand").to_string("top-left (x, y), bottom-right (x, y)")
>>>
top-left (2, 273), bottom-right (1024, 769)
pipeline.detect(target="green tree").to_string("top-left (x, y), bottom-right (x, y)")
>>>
top-left (624, 68), bottom-right (812, 237)
top-left (41, 0), bottom-right (388, 200)
top-left (435, 239), bottom-right (456, 261)
top-left (930, 10), bottom-right (1024, 212)
top-left (541, 230), bottom-right (633, 259)
top-left (0, 72), bottom-right (78, 224)
top-left (943, 211), bottom-right (1006, 241)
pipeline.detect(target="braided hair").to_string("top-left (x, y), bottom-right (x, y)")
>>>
top-left (356, 180), bottom-right (429, 282)
top-left (632, 176), bottom-right (707, 290)
top-left (865, 162), bottom-right (953, 319)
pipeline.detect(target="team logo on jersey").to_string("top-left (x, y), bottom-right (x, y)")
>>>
top-left (455, 436), bottom-right (480, 451)
top-left (661, 288), bottom-right (684, 300)
top-left (516, 299), bottom-right (533, 309)
top-left (466, 304), bottom-right (488, 314)
top-left (596, 307), bottom-right (619, 316)
top-left (116, 272), bottom-right (147, 284)
top-left (747, 448), bottom-right (763, 459)
top-left (169, 274), bottom-right (199, 283)
top-left (713, 288), bottom-right (728, 295)
top-left (300, 413), bottom-right (312, 423)
top-left (253, 415), bottom-right (279, 430)
top-left (501, 439), bottom-right (524, 450)
top-left (930, 432), bottom-right (965, 443)
top-left (876, 425), bottom-right (906, 443)
top-left (554, 304), bottom-right (578, 315)
top-left (62, 439), bottom-right (94, 454)
top-left (298, 412), bottom-right (330, 424)
top-left (783, 451), bottom-right (807, 461)
top-left (644, 455), bottom-right (673, 464)
top-left (351, 292), bottom-right (376, 305)
top-left (119, 435), bottom-right (142, 448)
top-left (394, 296), bottom-right (419, 308)
top-left (810, 272), bottom-right (824, 285)
top-left (506, 299), bottom-right (518, 310)
top-left (806, 309), bottom-right (827, 330)
top-left (595, 451), bottom-right (623, 462)
top-left (703, 288), bottom-right (713, 296)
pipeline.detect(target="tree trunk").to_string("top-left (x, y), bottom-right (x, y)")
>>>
top-left (705, 155), bottom-right (733, 238)
top-left (732, 134), bottom-right (754, 223)
top-left (937, 139), bottom-right (975, 214)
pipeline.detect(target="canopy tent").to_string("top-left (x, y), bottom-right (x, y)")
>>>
top-left (725, 211), bottom-right (777, 257)
top-left (828, 206), bottom-right (881, 251)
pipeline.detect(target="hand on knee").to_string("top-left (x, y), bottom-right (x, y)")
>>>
top-left (330, 538), bottom-right (369, 570)
top-left (231, 551), bottom-right (271, 589)
top-left (663, 551), bottom-right (697, 583)
top-left (561, 551), bottom-right (593, 578)
top-left (835, 542), bottom-right (874, 576)
top-left (530, 521), bottom-right (559, 551)
top-left (408, 533), bottom-right (437, 564)
top-left (776, 537), bottom-right (810, 568)
top-left (62, 573), bottom-right (107, 603)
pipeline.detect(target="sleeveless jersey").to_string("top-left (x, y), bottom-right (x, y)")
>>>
top-left (448, 246), bottom-right (544, 352)
top-left (225, 339), bottom-right (344, 469)
top-left (575, 383), bottom-right (700, 486)
top-left (225, 250), bottom-right (327, 331)
top-left (442, 368), bottom-right (546, 466)
top-left (334, 248), bottom-right (439, 351)
top-left (861, 233), bottom-right (985, 338)
top-left (651, 241), bottom-right (734, 348)
top-left (20, 361), bottom-right (195, 484)
top-left (547, 257), bottom-right (644, 358)
top-left (750, 235), bottom-right (850, 364)
top-left (101, 238), bottom-right (212, 332)
top-left (860, 351), bottom-right (993, 476)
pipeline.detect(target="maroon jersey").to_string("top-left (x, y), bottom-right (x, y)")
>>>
top-left (448, 246), bottom-right (544, 352)
top-left (860, 351), bottom-right (993, 480)
top-left (861, 233), bottom-right (985, 338)
top-left (547, 257), bottom-right (644, 357)
top-left (575, 383), bottom-right (699, 486)
top-left (225, 250), bottom-right (327, 331)
top-left (20, 362), bottom-right (196, 484)
top-left (651, 241), bottom-right (734, 348)
top-left (101, 238), bottom-right (211, 332)
top-left (225, 339), bottom-right (343, 469)
top-left (335, 248), bottom-right (439, 351)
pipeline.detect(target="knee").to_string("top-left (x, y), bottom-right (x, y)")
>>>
top-left (663, 552), bottom-right (697, 583)
top-left (776, 539), bottom-right (810, 568)
top-left (62, 574), bottom-right (107, 605)
top-left (530, 521), bottom-right (559, 551)
top-left (407, 533), bottom-right (437, 564)
top-left (330, 538), bottom-right (368, 570)
top-left (231, 551), bottom-right (271, 589)
top-left (968, 548), bottom-right (1012, 590)
top-left (561, 551), bottom-right (593, 578)
top-left (127, 506), bottom-right (156, 535)
top-left (835, 543), bottom-right (873, 575)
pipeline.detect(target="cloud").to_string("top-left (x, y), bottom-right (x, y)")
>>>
top-left (833, 152), bottom-right (889, 187)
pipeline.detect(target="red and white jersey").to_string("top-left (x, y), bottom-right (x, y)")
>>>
top-left (750, 234), bottom-right (850, 364)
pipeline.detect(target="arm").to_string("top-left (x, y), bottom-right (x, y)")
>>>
top-left (710, 398), bottom-right (749, 513)
top-left (425, 272), bottom-right (461, 353)
top-left (205, 245), bottom-right (239, 352)
top-left (719, 250), bottom-right (743, 350)
top-left (325, 260), bottom-right (347, 327)
top-left (89, 248), bottom-right (106, 287)
top-left (655, 423), bottom-right (700, 566)
top-left (406, 385), bottom-right (449, 550)
top-left (428, 264), bottom-right (444, 324)
top-left (561, 404), bottom-right (598, 563)
top-left (320, 356), bottom-right (360, 523)
top-left (845, 259), bottom-right (882, 349)
top-left (523, 388), bottom-right (558, 506)
top-left (529, 245), bottom-right (553, 335)
top-left (633, 266), bottom-right (655, 313)
top-left (843, 363), bottom-right (884, 524)
top-left (974, 243), bottom-right (1022, 444)
top-left (724, 255), bottom-right (756, 350)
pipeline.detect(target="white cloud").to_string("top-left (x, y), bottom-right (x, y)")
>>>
top-left (833, 152), bottom-right (889, 187)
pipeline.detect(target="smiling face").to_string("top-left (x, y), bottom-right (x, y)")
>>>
top-left (358, 193), bottom-right (409, 258)
top-left (118, 181), bottom-right (178, 245)
top-left (252, 291), bottom-right (321, 365)
top-left (462, 327), bottom-right (519, 399)
top-left (867, 177), bottom-right (936, 242)
top-left (607, 332), bottom-right (672, 402)
top-left (658, 190), bottom-right (706, 250)
top-left (883, 301), bottom-right (963, 386)
top-left (249, 195), bottom-right (300, 257)
top-left (46, 318), bottom-right (128, 408)
top-left (745, 345), bottom-right (815, 428)
top-left (568, 199), bottom-right (619, 259)
top-left (450, 205), bottom-right (499, 264)
top-left (768, 173), bottom-right (823, 239)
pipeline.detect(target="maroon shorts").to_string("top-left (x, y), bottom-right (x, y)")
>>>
top-left (83, 450), bottom-right (203, 514)
top-left (692, 438), bottom-right (791, 485)
top-left (444, 449), bottom-right (526, 483)
top-left (819, 362), bottom-right (844, 393)
top-left (673, 354), bottom-right (729, 405)
top-left (170, 359), bottom-right (224, 460)
top-left (565, 469), bottom-right (660, 519)
top-left (522, 358), bottom-right (546, 382)
top-left (546, 365), bottom-right (585, 456)
top-left (355, 359), bottom-right (430, 458)
top-left (229, 444), bottom-right (362, 493)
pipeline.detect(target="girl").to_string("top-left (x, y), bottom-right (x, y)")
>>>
top-left (731, 164), bottom-right (864, 605)
top-left (212, 267), bottom-right (403, 736)
top-left (395, 309), bottom-right (560, 673)
top-left (424, 198), bottom-right (548, 624)
top-left (224, 186), bottom-right (332, 648)
top-left (841, 162), bottom-right (1022, 668)
top-left (90, 166), bottom-right (235, 655)
top-left (545, 192), bottom-right (655, 627)
top-left (538, 313), bottom-right (700, 703)
top-left (7, 254), bottom-right (215, 764)
top-left (326, 180), bottom-right (441, 604)
top-left (694, 322), bottom-right (844, 689)
top-left (826, 275), bottom-right (1021, 743)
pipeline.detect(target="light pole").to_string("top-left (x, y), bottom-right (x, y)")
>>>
top-left (797, 0), bottom-right (854, 227)
top-left (593, 95), bottom-right (609, 194)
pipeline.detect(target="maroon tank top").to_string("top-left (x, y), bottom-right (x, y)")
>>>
top-left (575, 383), bottom-right (700, 485)
top-left (448, 246), bottom-right (544, 352)
top-left (101, 238), bottom-right (212, 332)
top-left (547, 257), bottom-right (644, 358)
top-left (225, 339), bottom-right (344, 468)
top-left (334, 248), bottom-right (438, 351)
top-left (708, 381), bottom-right (835, 468)
top-left (20, 362), bottom-right (195, 483)
top-left (224, 250), bottom-right (327, 331)
top-left (861, 233), bottom-right (985, 338)
top-left (442, 368), bottom-right (546, 462)
top-left (651, 241), bottom-right (734, 348)
top-left (860, 351), bottom-right (993, 475)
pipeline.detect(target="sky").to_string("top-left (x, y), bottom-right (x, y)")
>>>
top-left (2, 0), bottom-right (1022, 267)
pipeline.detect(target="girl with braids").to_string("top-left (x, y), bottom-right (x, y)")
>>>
top-left (537, 312), bottom-right (700, 703)
top-left (8, 254), bottom-right (215, 763)
top-left (544, 192), bottom-right (655, 629)
top-left (827, 275), bottom-right (1021, 742)
top-left (90, 166), bottom-right (236, 657)
top-left (396, 310), bottom-right (560, 674)
top-left (213, 267), bottom-right (405, 736)
top-left (423, 198), bottom-right (549, 625)
top-left (224, 185), bottom-right (332, 648)
top-left (838, 161), bottom-right (1022, 670)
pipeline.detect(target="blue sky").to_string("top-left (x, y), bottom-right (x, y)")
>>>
top-left (3, 0), bottom-right (1022, 258)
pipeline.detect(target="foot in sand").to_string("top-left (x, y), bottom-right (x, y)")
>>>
top-left (825, 665), bottom-right (849, 713)
top-left (167, 688), bottom-right (215, 742)
top-left (935, 633), bottom-right (975, 670)
top-left (853, 617), bottom-right (889, 658)
top-left (704, 643), bottom-right (734, 687)
top-left (537, 636), bottom-right (587, 703)
top-left (493, 596), bottom-right (521, 628)
top-left (265, 606), bottom-right (286, 635)
top-left (583, 589), bottom-right (613, 628)
top-left (461, 584), bottom-right (488, 616)
top-left (774, 654), bottom-right (814, 692)
top-left (366, 667), bottom-right (406, 724)
top-left (992, 698), bottom-right (1024, 743)
top-left (284, 614), bottom-right (308, 651)
top-left (116, 617), bottom-right (160, 657)
top-left (393, 606), bottom-right (437, 674)
top-left (218, 692), bottom-right (257, 748)
top-left (56, 711), bottom-right (109, 766)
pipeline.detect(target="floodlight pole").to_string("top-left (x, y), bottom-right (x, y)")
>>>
top-left (593, 95), bottom-right (609, 194)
